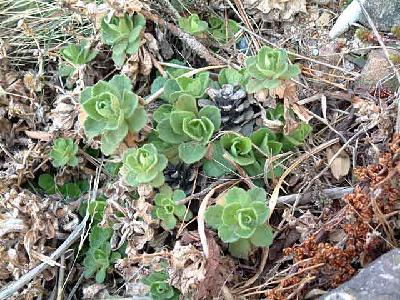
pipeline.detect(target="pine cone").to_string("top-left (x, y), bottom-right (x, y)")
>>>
top-left (201, 84), bottom-right (255, 135)
top-left (164, 163), bottom-right (197, 193)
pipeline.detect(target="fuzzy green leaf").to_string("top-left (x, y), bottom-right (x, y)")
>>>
top-left (205, 205), bottom-right (224, 229)
top-left (228, 239), bottom-right (252, 258)
top-left (250, 224), bottom-right (273, 247)
top-left (218, 224), bottom-right (240, 243)
top-left (50, 138), bottom-right (79, 167)
top-left (178, 141), bottom-right (207, 164)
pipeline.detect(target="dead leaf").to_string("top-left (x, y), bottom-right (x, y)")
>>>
top-left (327, 144), bottom-right (351, 180)
top-left (243, 0), bottom-right (307, 20)
top-left (24, 130), bottom-right (52, 141)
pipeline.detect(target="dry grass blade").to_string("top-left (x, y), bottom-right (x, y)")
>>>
top-left (269, 138), bottom-right (339, 217)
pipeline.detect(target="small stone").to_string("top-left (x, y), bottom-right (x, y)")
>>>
top-left (322, 248), bottom-right (400, 300)
top-left (354, 49), bottom-right (400, 93)
top-left (360, 0), bottom-right (400, 32)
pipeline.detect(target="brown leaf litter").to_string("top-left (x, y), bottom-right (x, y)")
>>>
top-left (265, 135), bottom-right (400, 299)
top-left (0, 189), bottom-right (78, 290)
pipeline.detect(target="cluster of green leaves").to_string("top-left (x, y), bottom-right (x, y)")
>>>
top-left (83, 225), bottom-right (121, 283)
top-left (244, 46), bottom-right (301, 93)
top-left (178, 14), bottom-right (208, 35)
top-left (154, 94), bottom-right (221, 164)
top-left (151, 187), bottom-right (192, 230)
top-left (59, 40), bottom-right (98, 84)
top-left (142, 271), bottom-right (180, 300)
top-left (208, 17), bottom-right (239, 42)
top-left (178, 14), bottom-right (239, 43)
top-left (38, 174), bottom-right (89, 199)
top-left (218, 67), bottom-right (245, 86)
top-left (101, 13), bottom-right (146, 67)
top-left (150, 59), bottom-right (191, 101)
top-left (81, 74), bottom-right (147, 155)
top-left (163, 72), bottom-right (210, 103)
top-left (120, 144), bottom-right (167, 188)
top-left (79, 195), bottom-right (107, 223)
top-left (205, 187), bottom-right (273, 258)
top-left (50, 138), bottom-right (78, 167)
top-left (204, 105), bottom-right (312, 178)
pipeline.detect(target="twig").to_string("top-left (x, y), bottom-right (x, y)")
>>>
top-left (141, 10), bottom-right (223, 66)
top-left (269, 138), bottom-right (340, 218)
top-left (56, 254), bottom-right (65, 300)
top-left (277, 187), bottom-right (354, 206)
top-left (294, 129), bottom-right (367, 210)
top-left (198, 188), bottom-right (217, 258)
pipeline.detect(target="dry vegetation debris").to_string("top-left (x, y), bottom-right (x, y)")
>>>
top-left (0, 0), bottom-right (400, 299)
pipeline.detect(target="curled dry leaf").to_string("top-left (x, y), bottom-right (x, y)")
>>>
top-left (169, 241), bottom-right (206, 297)
top-left (327, 143), bottom-right (351, 180)
top-left (106, 0), bottom-right (143, 16)
top-left (243, 0), bottom-right (307, 21)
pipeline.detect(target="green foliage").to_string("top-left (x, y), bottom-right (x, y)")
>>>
top-left (120, 144), bottom-right (167, 187)
top-left (218, 67), bottom-right (244, 86)
top-left (178, 14), bottom-right (208, 35)
top-left (38, 174), bottom-right (57, 195)
top-left (203, 133), bottom-right (255, 177)
top-left (152, 187), bottom-right (192, 230)
top-left (155, 94), bottom-right (221, 164)
top-left (205, 187), bottom-right (273, 258)
top-left (142, 271), bottom-right (180, 300)
top-left (58, 40), bottom-right (98, 83)
top-left (38, 173), bottom-right (88, 199)
top-left (101, 13), bottom-right (146, 67)
top-left (209, 17), bottom-right (239, 42)
top-left (79, 196), bottom-right (107, 223)
top-left (50, 138), bottom-right (78, 167)
top-left (81, 74), bottom-right (147, 155)
top-left (83, 225), bottom-right (121, 283)
top-left (244, 46), bottom-right (301, 93)
top-left (104, 161), bottom-right (122, 178)
top-left (163, 72), bottom-right (210, 103)
top-left (150, 60), bottom-right (191, 102)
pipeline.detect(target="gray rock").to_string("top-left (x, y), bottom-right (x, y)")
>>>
top-left (321, 248), bottom-right (400, 300)
top-left (354, 49), bottom-right (400, 93)
top-left (360, 0), bottom-right (400, 32)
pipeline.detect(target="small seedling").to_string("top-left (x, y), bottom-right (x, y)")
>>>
top-left (38, 173), bottom-right (57, 195)
top-left (204, 133), bottom-right (256, 177)
top-left (58, 40), bottom-right (98, 86)
top-left (83, 225), bottom-right (121, 283)
top-left (120, 144), bottom-right (167, 188)
top-left (142, 271), bottom-right (180, 300)
top-left (50, 138), bottom-right (78, 167)
top-left (80, 74), bottom-right (147, 155)
top-left (178, 14), bottom-right (208, 35)
top-left (152, 187), bottom-right (192, 230)
top-left (208, 16), bottom-right (239, 43)
top-left (244, 46), bottom-right (301, 93)
top-left (205, 186), bottom-right (273, 258)
top-left (155, 94), bottom-right (221, 164)
top-left (101, 13), bottom-right (146, 67)
top-left (163, 72), bottom-right (210, 103)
